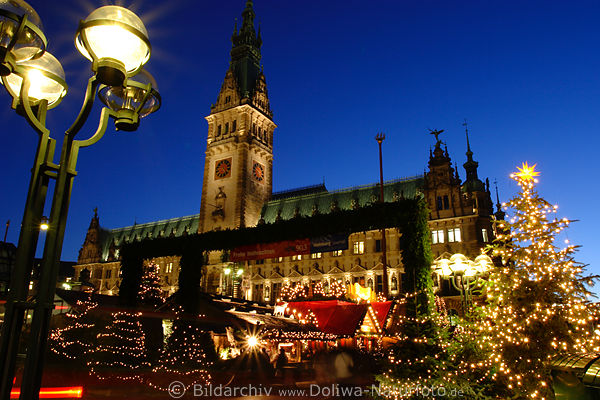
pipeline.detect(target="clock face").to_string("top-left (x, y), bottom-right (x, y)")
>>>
top-left (215, 158), bottom-right (232, 179)
top-left (252, 162), bottom-right (265, 182)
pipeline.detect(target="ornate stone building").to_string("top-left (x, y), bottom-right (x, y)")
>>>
top-left (73, 0), bottom-right (498, 303)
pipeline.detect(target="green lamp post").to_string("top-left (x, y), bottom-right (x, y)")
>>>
top-left (0, 2), bottom-right (160, 399)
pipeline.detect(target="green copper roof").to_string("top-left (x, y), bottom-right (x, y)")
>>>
top-left (261, 176), bottom-right (424, 224)
top-left (100, 214), bottom-right (199, 262)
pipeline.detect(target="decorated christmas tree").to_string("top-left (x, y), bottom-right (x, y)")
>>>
top-left (87, 311), bottom-right (150, 381)
top-left (481, 162), bottom-right (600, 398)
top-left (48, 296), bottom-right (98, 364)
top-left (138, 262), bottom-right (164, 307)
top-left (376, 199), bottom-right (500, 399)
top-left (147, 307), bottom-right (213, 392)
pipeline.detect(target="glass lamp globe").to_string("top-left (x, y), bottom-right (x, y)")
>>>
top-left (1, 47), bottom-right (67, 108)
top-left (474, 254), bottom-right (493, 273)
top-left (98, 69), bottom-right (160, 131)
top-left (0, 0), bottom-right (46, 76)
top-left (75, 6), bottom-right (150, 86)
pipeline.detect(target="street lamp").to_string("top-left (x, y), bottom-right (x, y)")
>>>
top-left (0, 2), bottom-right (160, 399)
top-left (433, 253), bottom-right (493, 315)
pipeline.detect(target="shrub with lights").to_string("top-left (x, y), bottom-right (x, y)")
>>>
top-left (480, 163), bottom-right (600, 399)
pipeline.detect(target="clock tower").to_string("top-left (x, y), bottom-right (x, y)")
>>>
top-left (199, 0), bottom-right (276, 233)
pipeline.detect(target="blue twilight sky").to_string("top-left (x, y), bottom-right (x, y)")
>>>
top-left (2, 1), bottom-right (600, 287)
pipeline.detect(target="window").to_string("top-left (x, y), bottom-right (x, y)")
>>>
top-left (437, 195), bottom-right (450, 210)
top-left (217, 125), bottom-right (221, 136)
top-left (105, 269), bottom-right (112, 279)
top-left (166, 262), bottom-right (173, 273)
top-left (367, 278), bottom-right (374, 290)
top-left (376, 275), bottom-right (383, 293)
top-left (332, 250), bottom-right (343, 257)
top-left (225, 122), bottom-right (229, 134)
top-left (482, 228), bottom-right (489, 243)
top-left (447, 228), bottom-right (461, 243)
top-left (232, 120), bottom-right (237, 132)
top-left (353, 241), bottom-right (365, 255)
top-left (292, 254), bottom-right (302, 261)
top-left (375, 239), bottom-right (382, 252)
top-left (432, 229), bottom-right (444, 244)
top-left (225, 95), bottom-right (231, 103)
top-left (311, 253), bottom-right (322, 259)
top-left (391, 276), bottom-right (398, 291)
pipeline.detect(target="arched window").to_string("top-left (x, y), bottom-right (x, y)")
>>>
top-left (391, 276), bottom-right (398, 291)
top-left (367, 278), bottom-right (373, 290)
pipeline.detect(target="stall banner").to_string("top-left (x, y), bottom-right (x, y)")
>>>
top-left (310, 234), bottom-right (348, 253)
top-left (230, 238), bottom-right (311, 262)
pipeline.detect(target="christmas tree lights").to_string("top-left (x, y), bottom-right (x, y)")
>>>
top-left (87, 311), bottom-right (150, 382)
top-left (147, 306), bottom-right (213, 392)
top-left (48, 297), bottom-right (98, 363)
top-left (138, 262), bottom-right (165, 307)
top-left (479, 162), bottom-right (600, 399)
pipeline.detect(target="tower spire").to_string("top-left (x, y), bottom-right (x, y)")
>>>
top-left (461, 119), bottom-right (484, 192)
top-left (493, 179), bottom-right (506, 220)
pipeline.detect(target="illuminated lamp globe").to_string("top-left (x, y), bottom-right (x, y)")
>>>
top-left (449, 253), bottom-right (469, 274)
top-left (75, 6), bottom-right (150, 86)
top-left (0, 0), bottom-right (46, 76)
top-left (435, 259), bottom-right (452, 278)
top-left (98, 69), bottom-right (160, 131)
top-left (474, 254), bottom-right (493, 274)
top-left (1, 48), bottom-right (67, 108)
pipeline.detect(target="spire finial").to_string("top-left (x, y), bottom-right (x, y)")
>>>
top-left (93, 207), bottom-right (98, 217)
top-left (463, 118), bottom-right (471, 152)
top-left (494, 179), bottom-right (501, 210)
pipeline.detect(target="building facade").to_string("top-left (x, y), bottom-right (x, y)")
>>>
top-left (73, 1), bottom-right (498, 304)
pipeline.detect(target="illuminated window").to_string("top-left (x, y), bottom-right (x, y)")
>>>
top-left (166, 262), bottom-right (173, 273)
top-left (432, 230), bottom-right (444, 244)
top-left (292, 254), bottom-right (302, 261)
top-left (482, 228), bottom-right (489, 243)
top-left (353, 241), bottom-right (365, 255)
top-left (332, 250), bottom-right (343, 257)
top-left (448, 228), bottom-right (461, 243)
top-left (311, 253), bottom-right (322, 259)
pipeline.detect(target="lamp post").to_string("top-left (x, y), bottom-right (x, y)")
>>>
top-left (0, 2), bottom-right (160, 399)
top-left (375, 133), bottom-right (389, 299)
top-left (433, 253), bottom-right (493, 315)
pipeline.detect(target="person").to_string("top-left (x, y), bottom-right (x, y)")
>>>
top-left (274, 348), bottom-right (288, 377)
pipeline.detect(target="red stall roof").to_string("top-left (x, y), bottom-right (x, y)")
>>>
top-left (286, 300), bottom-right (394, 336)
